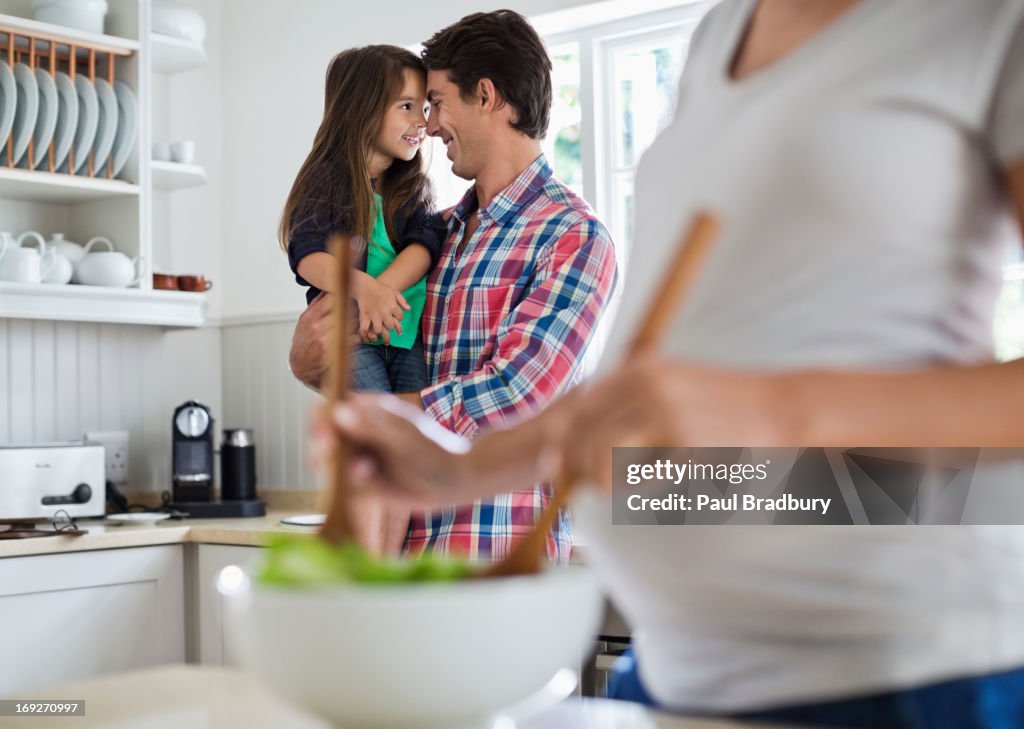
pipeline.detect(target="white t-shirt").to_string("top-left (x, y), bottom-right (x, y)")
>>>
top-left (575, 0), bottom-right (1024, 713)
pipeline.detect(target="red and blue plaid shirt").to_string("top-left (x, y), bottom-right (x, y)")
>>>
top-left (403, 155), bottom-right (617, 563)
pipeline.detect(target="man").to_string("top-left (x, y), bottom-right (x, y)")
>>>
top-left (290, 10), bottom-right (617, 562)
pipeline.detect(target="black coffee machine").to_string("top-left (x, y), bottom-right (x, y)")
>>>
top-left (169, 401), bottom-right (265, 518)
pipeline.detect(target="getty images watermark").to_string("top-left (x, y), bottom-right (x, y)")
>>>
top-left (611, 447), bottom-right (1024, 525)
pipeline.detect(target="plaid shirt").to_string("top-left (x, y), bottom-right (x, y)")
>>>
top-left (404, 155), bottom-right (617, 563)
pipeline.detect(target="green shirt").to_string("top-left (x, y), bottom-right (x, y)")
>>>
top-left (364, 194), bottom-right (426, 350)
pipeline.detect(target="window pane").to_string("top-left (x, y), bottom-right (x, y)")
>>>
top-left (543, 44), bottom-right (583, 195)
top-left (996, 270), bottom-right (1024, 362)
top-left (611, 39), bottom-right (685, 170)
top-left (611, 170), bottom-right (635, 262)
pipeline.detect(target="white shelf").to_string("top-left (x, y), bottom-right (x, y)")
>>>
top-left (150, 33), bottom-right (206, 74)
top-left (0, 282), bottom-right (206, 327)
top-left (151, 160), bottom-right (206, 190)
top-left (0, 13), bottom-right (139, 53)
top-left (0, 166), bottom-right (139, 203)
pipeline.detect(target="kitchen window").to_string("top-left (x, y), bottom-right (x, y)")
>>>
top-left (997, 248), bottom-right (1024, 362)
top-left (539, 3), bottom-right (711, 371)
top-left (425, 1), bottom-right (1023, 367)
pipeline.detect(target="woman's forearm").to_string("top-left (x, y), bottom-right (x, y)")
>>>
top-left (376, 244), bottom-right (432, 292)
top-left (457, 388), bottom-right (583, 495)
top-left (787, 359), bottom-right (1024, 447)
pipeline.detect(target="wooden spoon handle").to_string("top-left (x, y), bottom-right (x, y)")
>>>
top-left (319, 233), bottom-right (355, 544)
top-left (483, 211), bottom-right (719, 577)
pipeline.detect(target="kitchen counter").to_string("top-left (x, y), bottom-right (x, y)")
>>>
top-left (0, 507), bottom-right (593, 565)
top-left (0, 665), bottom-right (799, 729)
top-left (0, 512), bottom-right (319, 558)
top-left (0, 511), bottom-right (590, 563)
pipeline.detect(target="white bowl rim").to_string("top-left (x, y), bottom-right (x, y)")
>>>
top-left (237, 564), bottom-right (599, 600)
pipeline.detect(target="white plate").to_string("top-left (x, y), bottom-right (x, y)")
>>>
top-left (279, 513), bottom-right (325, 526)
top-left (6, 63), bottom-right (39, 166)
top-left (91, 77), bottom-right (117, 172)
top-left (106, 512), bottom-right (172, 526)
top-left (50, 71), bottom-right (78, 171)
top-left (0, 64), bottom-right (15, 155)
top-left (110, 80), bottom-right (136, 178)
top-left (63, 74), bottom-right (98, 174)
top-left (19, 68), bottom-right (58, 170)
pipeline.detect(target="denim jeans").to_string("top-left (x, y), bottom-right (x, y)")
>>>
top-left (350, 337), bottom-right (427, 394)
top-left (606, 648), bottom-right (1024, 728)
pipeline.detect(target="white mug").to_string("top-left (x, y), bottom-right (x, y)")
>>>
top-left (170, 140), bottom-right (195, 165)
top-left (0, 231), bottom-right (50, 283)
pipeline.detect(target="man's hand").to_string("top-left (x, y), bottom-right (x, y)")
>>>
top-left (355, 277), bottom-right (409, 345)
top-left (311, 393), bottom-right (474, 510)
top-left (289, 292), bottom-right (334, 391)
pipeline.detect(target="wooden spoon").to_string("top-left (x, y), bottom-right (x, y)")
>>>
top-left (480, 211), bottom-right (720, 578)
top-left (319, 233), bottom-right (356, 544)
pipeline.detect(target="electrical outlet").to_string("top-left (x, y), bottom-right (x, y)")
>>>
top-left (85, 430), bottom-right (130, 486)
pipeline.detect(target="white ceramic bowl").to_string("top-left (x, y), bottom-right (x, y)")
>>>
top-left (222, 566), bottom-right (603, 729)
top-left (31, 0), bottom-right (107, 34)
top-left (151, 0), bottom-right (206, 44)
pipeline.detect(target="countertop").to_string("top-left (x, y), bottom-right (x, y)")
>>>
top-left (0, 513), bottom-right (589, 563)
top-left (0, 665), bottom-right (798, 729)
top-left (0, 512), bottom-right (320, 558)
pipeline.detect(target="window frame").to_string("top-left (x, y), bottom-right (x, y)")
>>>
top-left (542, 2), bottom-right (709, 261)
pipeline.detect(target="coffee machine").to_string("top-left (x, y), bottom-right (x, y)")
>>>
top-left (169, 401), bottom-right (265, 518)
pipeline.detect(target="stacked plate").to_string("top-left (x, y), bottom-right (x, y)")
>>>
top-left (0, 61), bottom-right (137, 179)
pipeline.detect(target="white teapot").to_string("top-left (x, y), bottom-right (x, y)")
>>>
top-left (74, 237), bottom-right (143, 288)
top-left (46, 233), bottom-right (87, 264)
top-left (23, 232), bottom-right (75, 286)
top-left (43, 233), bottom-right (87, 283)
top-left (0, 231), bottom-right (53, 283)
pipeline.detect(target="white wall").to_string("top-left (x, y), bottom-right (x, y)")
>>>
top-left (218, 0), bottom-right (609, 322)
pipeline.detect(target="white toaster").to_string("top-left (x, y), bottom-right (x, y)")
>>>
top-left (0, 442), bottom-right (106, 521)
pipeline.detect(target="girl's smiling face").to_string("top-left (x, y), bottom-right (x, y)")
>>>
top-left (370, 68), bottom-right (429, 173)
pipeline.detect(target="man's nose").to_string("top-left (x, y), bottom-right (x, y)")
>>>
top-left (426, 107), bottom-right (440, 137)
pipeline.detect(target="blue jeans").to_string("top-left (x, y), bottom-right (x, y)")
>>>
top-left (350, 338), bottom-right (427, 394)
top-left (606, 648), bottom-right (1024, 728)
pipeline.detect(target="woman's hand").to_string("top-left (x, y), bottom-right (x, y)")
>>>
top-left (310, 393), bottom-right (475, 510)
top-left (354, 277), bottom-right (410, 345)
top-left (560, 353), bottom-right (796, 490)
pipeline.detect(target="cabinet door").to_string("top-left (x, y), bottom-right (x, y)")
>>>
top-left (0, 545), bottom-right (185, 694)
top-left (195, 544), bottom-right (263, 666)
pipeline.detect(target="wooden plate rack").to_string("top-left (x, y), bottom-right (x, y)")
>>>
top-left (0, 24), bottom-right (135, 178)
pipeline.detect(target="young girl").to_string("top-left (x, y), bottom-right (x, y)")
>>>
top-left (278, 45), bottom-right (443, 554)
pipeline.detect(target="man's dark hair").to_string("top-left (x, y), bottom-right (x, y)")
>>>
top-left (422, 10), bottom-right (552, 139)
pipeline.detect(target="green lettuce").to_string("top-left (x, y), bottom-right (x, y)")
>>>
top-left (257, 533), bottom-right (473, 586)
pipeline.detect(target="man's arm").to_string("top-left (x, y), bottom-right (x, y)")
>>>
top-left (418, 218), bottom-right (617, 436)
top-left (289, 292), bottom-right (333, 391)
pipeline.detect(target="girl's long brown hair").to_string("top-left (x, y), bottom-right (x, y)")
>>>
top-left (278, 45), bottom-right (433, 254)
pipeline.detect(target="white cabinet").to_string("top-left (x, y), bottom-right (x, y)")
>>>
top-left (0, 545), bottom-right (185, 693)
top-left (192, 544), bottom-right (262, 667)
top-left (0, 0), bottom-right (209, 327)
